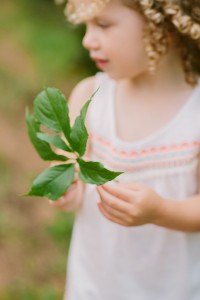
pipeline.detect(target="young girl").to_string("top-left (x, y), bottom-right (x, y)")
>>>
top-left (51, 0), bottom-right (200, 299)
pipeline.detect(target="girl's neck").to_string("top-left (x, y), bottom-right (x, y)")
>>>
top-left (119, 47), bottom-right (193, 99)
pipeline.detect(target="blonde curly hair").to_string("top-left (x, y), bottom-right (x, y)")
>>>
top-left (123, 0), bottom-right (200, 85)
top-left (63, 0), bottom-right (200, 85)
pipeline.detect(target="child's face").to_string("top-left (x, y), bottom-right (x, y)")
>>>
top-left (79, 0), bottom-right (149, 80)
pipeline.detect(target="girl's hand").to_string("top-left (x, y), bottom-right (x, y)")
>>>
top-left (49, 156), bottom-right (84, 211)
top-left (49, 172), bottom-right (84, 211)
top-left (96, 183), bottom-right (162, 227)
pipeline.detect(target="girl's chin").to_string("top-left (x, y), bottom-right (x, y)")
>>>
top-left (104, 71), bottom-right (131, 81)
top-left (104, 68), bottom-right (152, 81)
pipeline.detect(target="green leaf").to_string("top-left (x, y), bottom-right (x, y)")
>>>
top-left (77, 158), bottom-right (123, 185)
top-left (70, 89), bottom-right (98, 156)
top-left (70, 99), bottom-right (91, 156)
top-left (24, 88), bottom-right (124, 201)
top-left (26, 109), bottom-right (68, 161)
top-left (33, 87), bottom-right (71, 141)
top-left (25, 164), bottom-right (75, 200)
top-left (37, 133), bottom-right (72, 152)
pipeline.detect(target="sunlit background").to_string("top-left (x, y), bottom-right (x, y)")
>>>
top-left (0, 0), bottom-right (96, 298)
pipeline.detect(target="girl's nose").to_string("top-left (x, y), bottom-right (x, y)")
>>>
top-left (82, 28), bottom-right (99, 50)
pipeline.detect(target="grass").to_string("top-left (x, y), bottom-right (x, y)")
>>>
top-left (0, 285), bottom-right (63, 300)
top-left (47, 212), bottom-right (74, 250)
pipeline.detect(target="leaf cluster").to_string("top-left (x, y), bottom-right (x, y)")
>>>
top-left (24, 87), bottom-right (123, 200)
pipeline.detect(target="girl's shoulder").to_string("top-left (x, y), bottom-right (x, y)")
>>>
top-left (68, 76), bottom-right (96, 124)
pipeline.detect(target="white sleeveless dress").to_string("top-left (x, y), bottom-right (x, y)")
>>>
top-left (64, 72), bottom-right (200, 300)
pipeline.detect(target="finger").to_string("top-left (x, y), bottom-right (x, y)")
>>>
top-left (96, 186), bottom-right (130, 213)
top-left (100, 200), bottom-right (129, 222)
top-left (48, 197), bottom-right (70, 209)
top-left (73, 172), bottom-right (79, 182)
top-left (120, 182), bottom-right (145, 190)
top-left (97, 202), bottom-right (129, 226)
top-left (98, 189), bottom-right (129, 219)
top-left (101, 184), bottom-right (135, 203)
top-left (74, 161), bottom-right (80, 172)
top-left (97, 188), bottom-right (123, 219)
top-left (82, 155), bottom-right (90, 162)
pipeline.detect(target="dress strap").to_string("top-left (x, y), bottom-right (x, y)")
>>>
top-left (88, 72), bottom-right (115, 140)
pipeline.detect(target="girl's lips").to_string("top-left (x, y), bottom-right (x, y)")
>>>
top-left (95, 59), bottom-right (109, 69)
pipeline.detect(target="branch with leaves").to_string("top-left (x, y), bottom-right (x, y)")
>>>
top-left (24, 87), bottom-right (123, 201)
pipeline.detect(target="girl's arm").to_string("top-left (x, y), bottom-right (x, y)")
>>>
top-left (49, 76), bottom-right (95, 212)
top-left (96, 156), bottom-right (200, 232)
top-left (153, 156), bottom-right (200, 232)
top-left (153, 191), bottom-right (200, 232)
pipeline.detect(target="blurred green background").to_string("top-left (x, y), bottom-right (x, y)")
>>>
top-left (0, 0), bottom-right (96, 299)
